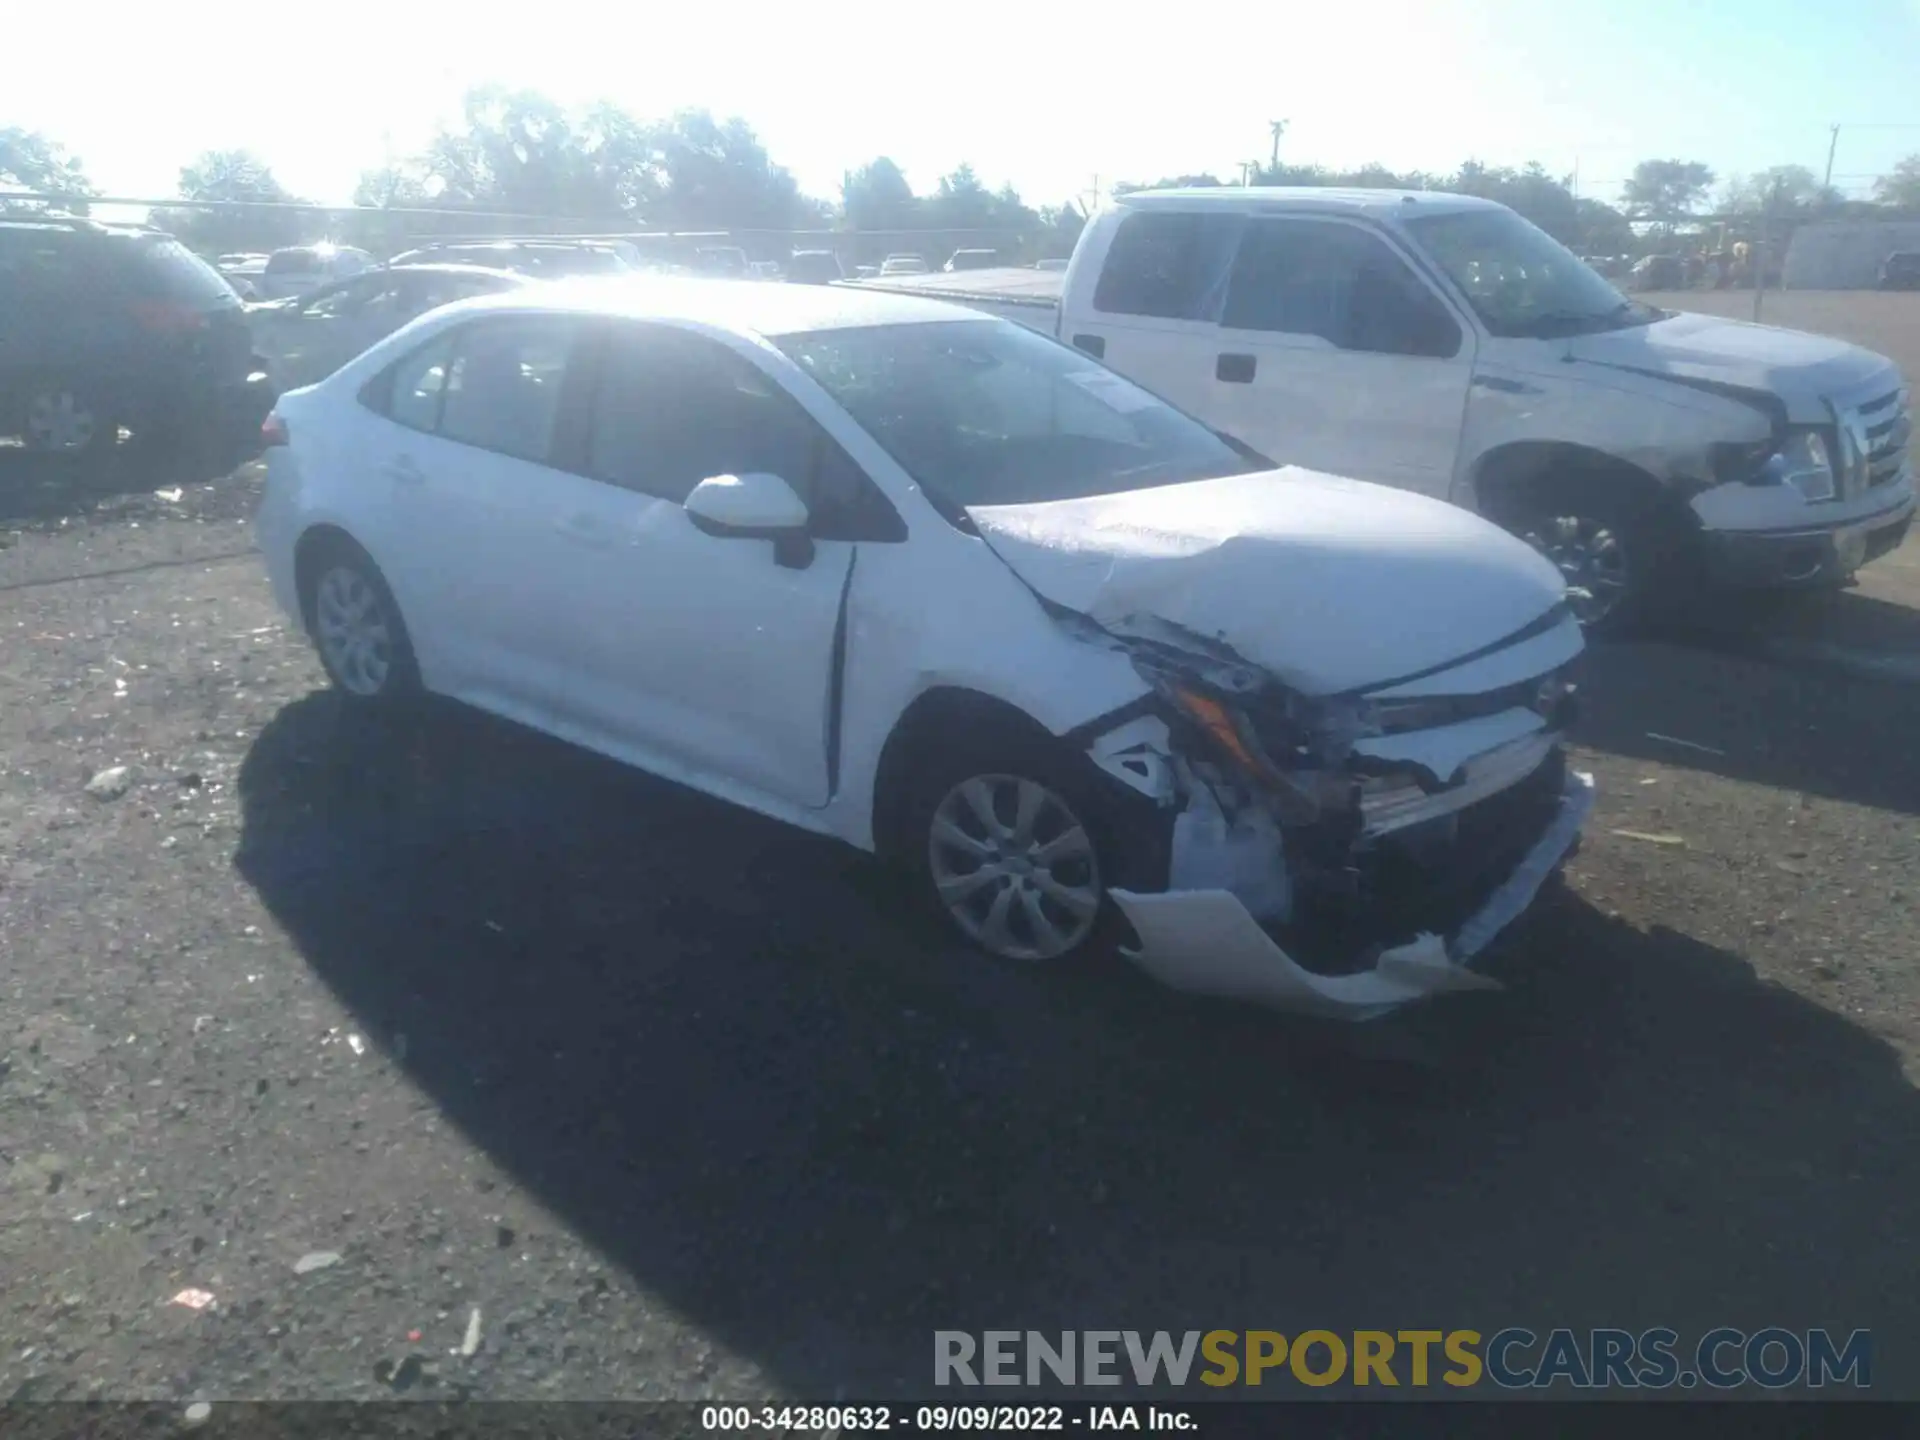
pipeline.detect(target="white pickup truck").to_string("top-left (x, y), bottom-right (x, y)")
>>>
top-left (844, 188), bottom-right (1915, 632)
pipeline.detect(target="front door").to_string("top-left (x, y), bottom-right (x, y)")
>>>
top-left (1210, 216), bottom-right (1474, 496)
top-left (538, 322), bottom-right (857, 809)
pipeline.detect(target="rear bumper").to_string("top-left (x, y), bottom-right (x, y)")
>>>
top-left (1109, 770), bottom-right (1595, 1021)
top-left (1700, 494), bottom-right (1914, 589)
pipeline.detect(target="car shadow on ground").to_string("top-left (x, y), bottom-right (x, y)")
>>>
top-left (1573, 630), bottom-right (1920, 817)
top-left (0, 447), bottom-right (253, 526)
top-left (234, 694), bottom-right (1920, 1401)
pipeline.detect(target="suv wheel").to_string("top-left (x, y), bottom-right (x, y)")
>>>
top-left (23, 382), bottom-right (102, 455)
top-left (1495, 475), bottom-right (1681, 637)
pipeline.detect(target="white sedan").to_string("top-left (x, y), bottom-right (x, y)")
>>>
top-left (255, 279), bottom-right (1594, 1019)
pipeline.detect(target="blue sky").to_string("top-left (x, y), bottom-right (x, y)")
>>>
top-left (9, 0), bottom-right (1920, 212)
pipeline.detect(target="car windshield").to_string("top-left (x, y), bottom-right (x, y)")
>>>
top-left (778, 319), bottom-right (1262, 511)
top-left (1404, 207), bottom-right (1660, 338)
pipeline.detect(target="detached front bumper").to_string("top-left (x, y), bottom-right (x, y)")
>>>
top-left (1701, 493), bottom-right (1914, 589)
top-left (1109, 770), bottom-right (1595, 1021)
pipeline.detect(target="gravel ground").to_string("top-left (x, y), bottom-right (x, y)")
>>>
top-left (3, 467), bottom-right (1920, 1406)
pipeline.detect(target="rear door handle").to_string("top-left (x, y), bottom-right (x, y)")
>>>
top-left (383, 455), bottom-right (426, 486)
top-left (1071, 333), bottom-right (1106, 358)
top-left (1216, 353), bottom-right (1256, 383)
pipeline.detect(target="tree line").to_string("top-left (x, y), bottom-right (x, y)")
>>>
top-left (8, 92), bottom-right (1920, 261)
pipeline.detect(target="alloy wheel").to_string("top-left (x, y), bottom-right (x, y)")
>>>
top-left (313, 565), bottom-right (395, 697)
top-left (1519, 514), bottom-right (1630, 627)
top-left (24, 388), bottom-right (97, 453)
top-left (927, 773), bottom-right (1102, 961)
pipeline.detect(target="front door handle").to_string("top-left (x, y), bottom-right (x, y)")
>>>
top-left (383, 455), bottom-right (426, 486)
top-left (1216, 353), bottom-right (1257, 383)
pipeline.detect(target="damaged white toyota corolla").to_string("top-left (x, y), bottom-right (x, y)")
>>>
top-left (255, 279), bottom-right (1593, 1020)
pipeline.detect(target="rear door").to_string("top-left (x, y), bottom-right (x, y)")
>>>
top-left (366, 315), bottom-right (589, 714)
top-left (1058, 209), bottom-right (1244, 417)
top-left (1210, 217), bottom-right (1473, 495)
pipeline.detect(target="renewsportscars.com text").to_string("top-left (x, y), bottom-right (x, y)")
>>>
top-left (934, 1328), bottom-right (1871, 1390)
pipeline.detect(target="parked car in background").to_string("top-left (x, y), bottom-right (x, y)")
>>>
top-left (1879, 251), bottom-right (1920, 291)
top-left (786, 249), bottom-right (845, 285)
top-left (1628, 253), bottom-right (1684, 291)
top-left (256, 244), bottom-right (375, 301)
top-left (1, 216), bottom-right (273, 477)
top-left (255, 279), bottom-right (1589, 1019)
top-left (246, 263), bottom-right (531, 390)
top-left (846, 188), bottom-right (1914, 633)
top-left (879, 253), bottom-right (928, 276)
top-left (691, 245), bottom-right (751, 278)
top-left (945, 248), bottom-right (999, 271)
top-left (387, 239), bottom-right (637, 279)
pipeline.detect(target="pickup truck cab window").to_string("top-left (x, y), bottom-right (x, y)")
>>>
top-left (1091, 211), bottom-right (1242, 321)
top-left (1221, 218), bottom-right (1462, 360)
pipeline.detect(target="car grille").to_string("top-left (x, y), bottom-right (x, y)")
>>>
top-left (1854, 385), bottom-right (1911, 492)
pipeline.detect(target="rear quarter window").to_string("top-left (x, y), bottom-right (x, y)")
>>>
top-left (130, 238), bottom-right (241, 307)
top-left (1092, 210), bottom-right (1244, 321)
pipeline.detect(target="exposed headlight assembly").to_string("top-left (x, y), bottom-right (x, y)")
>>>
top-left (1753, 428), bottom-right (1837, 502)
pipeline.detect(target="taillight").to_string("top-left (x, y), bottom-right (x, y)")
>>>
top-left (261, 414), bottom-right (289, 448)
top-left (130, 300), bottom-right (210, 335)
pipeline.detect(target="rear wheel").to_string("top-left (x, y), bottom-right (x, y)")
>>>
top-left (298, 537), bottom-right (421, 705)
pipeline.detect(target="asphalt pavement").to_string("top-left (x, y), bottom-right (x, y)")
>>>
top-left (3, 469), bottom-right (1919, 1405)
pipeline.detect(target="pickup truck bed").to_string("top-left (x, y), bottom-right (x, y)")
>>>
top-left (836, 267), bottom-right (1062, 333)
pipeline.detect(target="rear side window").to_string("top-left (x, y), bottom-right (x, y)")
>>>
top-left (437, 318), bottom-right (577, 463)
top-left (384, 335), bottom-right (455, 433)
top-left (1221, 220), bottom-right (1461, 359)
top-left (1092, 211), bottom-right (1243, 321)
top-left (266, 249), bottom-right (320, 275)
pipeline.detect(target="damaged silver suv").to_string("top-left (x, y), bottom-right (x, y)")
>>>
top-left (257, 285), bottom-right (1590, 1021)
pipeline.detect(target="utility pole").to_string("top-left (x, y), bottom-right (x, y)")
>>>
top-left (1822, 123), bottom-right (1840, 203)
top-left (1269, 120), bottom-right (1288, 173)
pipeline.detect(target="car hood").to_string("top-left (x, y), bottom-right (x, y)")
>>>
top-left (1567, 310), bottom-right (1898, 415)
top-left (967, 468), bottom-right (1569, 695)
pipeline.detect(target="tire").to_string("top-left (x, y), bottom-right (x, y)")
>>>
top-left (298, 536), bottom-right (422, 705)
top-left (894, 720), bottom-right (1165, 966)
top-left (1491, 473), bottom-right (1683, 638)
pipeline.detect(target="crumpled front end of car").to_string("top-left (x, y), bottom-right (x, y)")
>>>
top-left (1072, 606), bottom-right (1593, 1021)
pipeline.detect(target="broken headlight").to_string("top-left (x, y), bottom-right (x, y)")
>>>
top-left (1752, 428), bottom-right (1837, 502)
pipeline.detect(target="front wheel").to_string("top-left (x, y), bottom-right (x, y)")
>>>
top-left (899, 726), bottom-right (1158, 966)
top-left (1493, 476), bottom-right (1679, 637)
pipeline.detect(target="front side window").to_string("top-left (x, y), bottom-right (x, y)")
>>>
top-left (588, 327), bottom-right (821, 504)
top-left (1404, 207), bottom-right (1656, 338)
top-left (300, 274), bottom-right (387, 319)
top-left (437, 318), bottom-right (576, 463)
top-left (1220, 220), bottom-right (1461, 358)
top-left (1092, 210), bottom-right (1243, 321)
top-left (778, 318), bottom-right (1260, 511)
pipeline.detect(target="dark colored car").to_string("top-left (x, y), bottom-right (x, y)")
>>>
top-left (1879, 251), bottom-right (1920, 291)
top-left (1629, 253), bottom-right (1685, 291)
top-left (785, 249), bottom-right (845, 285)
top-left (0, 217), bottom-right (274, 477)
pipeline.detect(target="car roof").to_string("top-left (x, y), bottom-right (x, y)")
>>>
top-left (428, 274), bottom-right (981, 337)
top-left (1118, 186), bottom-right (1505, 219)
top-left (381, 261), bottom-right (535, 283)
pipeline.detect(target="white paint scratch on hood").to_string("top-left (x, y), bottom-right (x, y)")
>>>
top-left (968, 468), bottom-right (1568, 695)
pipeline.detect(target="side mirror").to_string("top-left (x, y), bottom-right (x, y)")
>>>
top-left (684, 472), bottom-right (815, 569)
